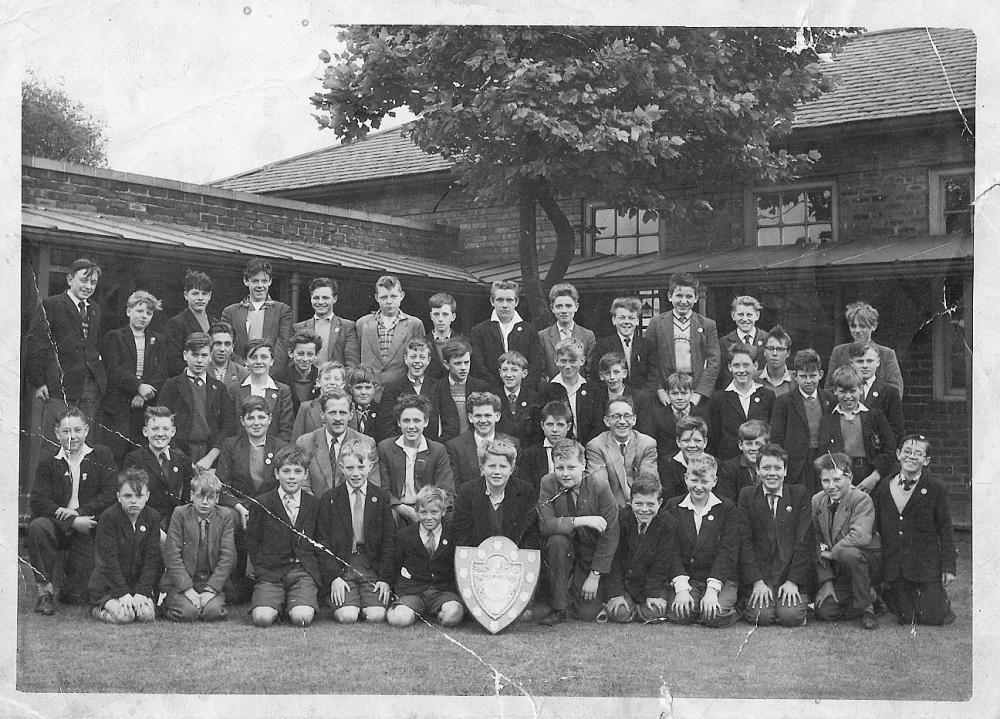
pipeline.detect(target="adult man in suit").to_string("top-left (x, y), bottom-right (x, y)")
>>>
top-left (163, 270), bottom-right (217, 376)
top-left (292, 277), bottom-right (360, 368)
top-left (717, 295), bottom-right (768, 389)
top-left (589, 297), bottom-right (648, 389)
top-left (356, 275), bottom-right (426, 386)
top-left (644, 272), bottom-right (720, 408)
top-left (445, 392), bottom-right (520, 487)
top-left (538, 283), bottom-right (597, 382)
top-left (586, 398), bottom-right (658, 507)
top-left (736, 443), bottom-right (814, 627)
top-left (470, 280), bottom-right (545, 394)
top-left (220, 258), bottom-right (293, 375)
top-left (811, 452), bottom-right (881, 630)
top-left (26, 258), bottom-right (109, 451)
top-left (296, 389), bottom-right (378, 498)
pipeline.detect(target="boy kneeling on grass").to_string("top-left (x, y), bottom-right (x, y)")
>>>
top-left (160, 469), bottom-right (236, 622)
top-left (387, 485), bottom-right (464, 628)
top-left (89, 468), bottom-right (162, 624)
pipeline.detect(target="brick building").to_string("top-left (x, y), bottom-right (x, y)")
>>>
top-left (215, 28), bottom-right (975, 524)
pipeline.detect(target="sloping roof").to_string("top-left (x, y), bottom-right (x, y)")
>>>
top-left (467, 234), bottom-right (973, 288)
top-left (22, 206), bottom-right (483, 286)
top-left (214, 28), bottom-right (976, 195)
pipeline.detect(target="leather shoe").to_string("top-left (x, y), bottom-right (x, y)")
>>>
top-left (35, 591), bottom-right (55, 616)
top-left (539, 609), bottom-right (566, 627)
top-left (860, 611), bottom-right (878, 630)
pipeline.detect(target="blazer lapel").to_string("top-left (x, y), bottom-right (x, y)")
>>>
top-left (362, 316), bottom-right (381, 358)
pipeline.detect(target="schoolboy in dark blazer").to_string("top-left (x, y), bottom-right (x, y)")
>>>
top-left (292, 277), bottom-right (360, 367)
top-left (495, 350), bottom-right (540, 445)
top-left (163, 269), bottom-right (217, 376)
top-left (469, 280), bottom-right (545, 393)
top-left (220, 258), bottom-right (294, 375)
top-left (708, 344), bottom-right (774, 461)
top-left (123, 406), bottom-right (194, 533)
top-left (848, 338), bottom-right (905, 444)
top-left (717, 295), bottom-right (768, 389)
top-left (713, 419), bottom-right (768, 502)
top-left (589, 297), bottom-right (648, 389)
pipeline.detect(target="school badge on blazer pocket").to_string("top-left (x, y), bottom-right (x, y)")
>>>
top-left (871, 434), bottom-right (882, 450)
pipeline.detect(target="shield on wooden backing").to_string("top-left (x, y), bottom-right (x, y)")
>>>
top-left (455, 536), bottom-right (540, 634)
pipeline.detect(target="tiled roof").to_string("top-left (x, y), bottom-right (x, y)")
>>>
top-left (214, 28), bottom-right (976, 195)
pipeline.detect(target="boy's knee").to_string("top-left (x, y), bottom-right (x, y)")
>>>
top-left (201, 600), bottom-right (228, 622)
top-left (700, 609), bottom-right (738, 629)
top-left (607, 604), bottom-right (634, 623)
top-left (334, 606), bottom-right (361, 624)
top-left (836, 547), bottom-right (866, 567)
top-left (362, 606), bottom-right (387, 623)
top-left (439, 602), bottom-right (464, 627)
top-left (288, 606), bottom-right (315, 626)
top-left (387, 606), bottom-right (416, 627)
top-left (252, 606), bottom-right (279, 627)
top-left (742, 604), bottom-right (776, 626)
top-left (814, 599), bottom-right (843, 623)
top-left (665, 608), bottom-right (697, 625)
top-left (775, 603), bottom-right (808, 628)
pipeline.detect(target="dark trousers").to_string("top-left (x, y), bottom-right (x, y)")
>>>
top-left (885, 578), bottom-right (954, 626)
top-left (815, 546), bottom-right (882, 621)
top-left (542, 534), bottom-right (606, 621)
top-left (27, 516), bottom-right (95, 601)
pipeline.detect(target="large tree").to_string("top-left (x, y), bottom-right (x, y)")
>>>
top-left (22, 70), bottom-right (108, 167)
top-left (312, 26), bottom-right (850, 318)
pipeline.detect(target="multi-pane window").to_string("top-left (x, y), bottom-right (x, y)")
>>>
top-left (637, 289), bottom-right (661, 334)
top-left (591, 206), bottom-right (660, 256)
top-left (754, 185), bottom-right (834, 246)
top-left (929, 168), bottom-right (974, 235)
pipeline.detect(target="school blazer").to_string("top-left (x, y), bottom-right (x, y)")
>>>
top-left (158, 372), bottom-right (237, 452)
top-left (291, 399), bottom-right (324, 443)
top-left (123, 445), bottom-right (194, 525)
top-left (375, 375), bottom-right (460, 443)
top-left (517, 444), bottom-right (549, 500)
top-left (273, 364), bottom-right (319, 417)
top-left (215, 434), bottom-right (288, 507)
top-left (769, 389), bottom-right (836, 485)
top-left (100, 327), bottom-right (170, 415)
top-left (292, 314), bottom-right (360, 367)
top-left (393, 522), bottom-right (458, 595)
top-left (590, 386), bottom-right (655, 439)
top-left (425, 334), bottom-right (466, 382)
top-left (316, 481), bottom-right (396, 586)
top-left (164, 308), bottom-right (217, 376)
top-left (214, 360), bottom-right (250, 396)
top-left (497, 384), bottom-right (539, 445)
top-left (26, 292), bottom-right (108, 398)
top-left (715, 455), bottom-right (757, 503)
top-left (355, 311), bottom-right (426, 386)
top-left (590, 334), bottom-right (649, 390)
top-left (89, 504), bottom-right (163, 599)
top-left (246, 488), bottom-right (322, 585)
top-left (736, 484), bottom-right (814, 591)
top-left (537, 473), bottom-right (620, 574)
top-left (295, 427), bottom-right (379, 497)
top-left (377, 437), bottom-right (455, 505)
top-left (537, 380), bottom-right (600, 444)
top-left (827, 341), bottom-right (904, 398)
top-left (643, 311), bottom-right (721, 400)
top-left (159, 504), bottom-right (237, 595)
top-left (606, 508), bottom-right (674, 602)
top-left (232, 382), bottom-right (295, 441)
top-left (708, 386), bottom-right (775, 461)
top-left (666, 496), bottom-right (740, 584)
top-left (873, 473), bottom-right (957, 583)
top-left (450, 477), bottom-right (540, 549)
top-left (538, 323), bottom-right (598, 382)
top-left (717, 328), bottom-right (768, 388)
top-left (817, 408), bottom-right (897, 478)
top-left (445, 431), bottom-right (521, 487)
top-left (862, 378), bottom-right (905, 444)
top-left (658, 455), bottom-right (690, 503)
top-left (469, 318), bottom-right (545, 394)
top-left (348, 403), bottom-right (380, 439)
top-left (586, 430), bottom-right (658, 507)
top-left (650, 403), bottom-right (710, 465)
top-left (811, 485), bottom-right (880, 585)
top-left (220, 297), bottom-right (294, 374)
top-left (29, 445), bottom-right (119, 520)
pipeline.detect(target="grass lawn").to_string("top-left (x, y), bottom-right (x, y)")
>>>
top-left (15, 532), bottom-right (972, 700)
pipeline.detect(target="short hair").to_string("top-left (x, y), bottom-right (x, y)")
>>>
top-left (490, 280), bottom-right (521, 298)
top-left (610, 297), bottom-right (642, 316)
top-left (207, 321), bottom-right (234, 338)
top-left (792, 349), bottom-right (822, 374)
top-left (498, 350), bottom-right (528, 369)
top-left (318, 360), bottom-right (345, 378)
top-left (338, 438), bottom-right (374, 466)
top-left (847, 340), bottom-right (877, 360)
top-left (117, 467), bottom-right (149, 493)
top-left (766, 325), bottom-right (791, 350)
top-left (738, 419), bottom-right (770, 442)
top-left (184, 332), bottom-right (211, 352)
top-left (68, 257), bottom-right (101, 277)
top-left (666, 372), bottom-right (693, 392)
top-left (477, 438), bottom-right (518, 468)
top-left (829, 365), bottom-right (862, 390)
top-left (606, 397), bottom-right (635, 416)
top-left (675, 415), bottom-right (708, 440)
top-left (428, 292), bottom-right (457, 313)
top-left (548, 282), bottom-right (579, 304)
top-left (686, 454), bottom-right (719, 478)
top-left (273, 445), bottom-right (309, 471)
top-left (442, 337), bottom-right (473, 362)
top-left (554, 337), bottom-right (584, 361)
top-left (468, 391), bottom-right (501, 413)
top-left (143, 406), bottom-right (175, 425)
top-left (813, 451), bottom-right (853, 477)
top-left (243, 258), bottom-right (273, 279)
top-left (394, 393), bottom-right (431, 422)
top-left (899, 434), bottom-right (932, 456)
top-left (290, 330), bottom-right (322, 352)
top-left (727, 342), bottom-right (758, 363)
top-left (668, 272), bottom-right (699, 293)
top-left (240, 395), bottom-right (271, 418)
top-left (346, 363), bottom-right (380, 387)
top-left (318, 388), bottom-right (352, 412)
top-left (55, 405), bottom-right (89, 428)
top-left (245, 338), bottom-right (274, 359)
top-left (845, 301), bottom-right (879, 327)
top-left (731, 295), bottom-right (762, 312)
top-left (540, 400), bottom-right (573, 424)
top-left (630, 473), bottom-right (662, 500)
top-left (598, 352), bottom-right (627, 374)
top-left (375, 275), bottom-right (402, 292)
top-left (190, 468), bottom-right (222, 496)
top-left (126, 290), bottom-right (162, 313)
top-left (414, 484), bottom-right (448, 510)
top-left (184, 269), bottom-right (213, 292)
top-left (550, 438), bottom-right (585, 464)
top-left (405, 337), bottom-right (432, 355)
top-left (309, 277), bottom-right (338, 295)
top-left (757, 443), bottom-right (788, 468)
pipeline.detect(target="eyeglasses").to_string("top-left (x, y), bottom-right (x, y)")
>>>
top-left (900, 450), bottom-right (926, 459)
top-left (764, 345), bottom-right (789, 353)
top-left (608, 413), bottom-right (635, 421)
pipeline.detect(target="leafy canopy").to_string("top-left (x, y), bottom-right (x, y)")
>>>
top-left (22, 70), bottom-right (108, 167)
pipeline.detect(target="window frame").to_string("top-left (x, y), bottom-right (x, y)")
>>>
top-left (745, 179), bottom-right (838, 247)
top-left (585, 202), bottom-right (664, 257)
top-left (928, 166), bottom-right (974, 235)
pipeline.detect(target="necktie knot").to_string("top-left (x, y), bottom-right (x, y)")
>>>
top-left (622, 336), bottom-right (631, 347)
top-left (638, 522), bottom-right (647, 535)
top-left (619, 442), bottom-right (628, 456)
top-left (900, 478), bottom-right (916, 491)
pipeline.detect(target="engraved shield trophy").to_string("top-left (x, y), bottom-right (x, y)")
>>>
top-left (455, 536), bottom-right (540, 634)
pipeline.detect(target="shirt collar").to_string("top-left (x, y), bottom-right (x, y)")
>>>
top-left (241, 296), bottom-right (274, 309)
top-left (376, 309), bottom-right (407, 324)
top-left (484, 484), bottom-right (506, 503)
top-left (490, 309), bottom-right (523, 326)
top-left (326, 429), bottom-right (345, 448)
top-left (149, 446), bottom-right (171, 460)
top-left (350, 483), bottom-right (368, 498)
top-left (834, 402), bottom-right (870, 416)
top-left (557, 323), bottom-right (576, 334)
top-left (798, 387), bottom-right (818, 400)
top-left (282, 489), bottom-right (301, 504)
top-left (475, 432), bottom-right (496, 447)
top-left (552, 373), bottom-right (583, 391)
top-left (724, 380), bottom-right (763, 396)
top-left (55, 444), bottom-right (94, 462)
top-left (762, 485), bottom-right (783, 499)
top-left (679, 492), bottom-right (722, 513)
top-left (66, 289), bottom-right (87, 306)
top-left (242, 374), bottom-right (279, 389)
top-left (186, 369), bottom-right (207, 381)
top-left (419, 524), bottom-right (442, 543)
top-left (757, 367), bottom-right (793, 386)
top-left (672, 309), bottom-right (692, 321)
top-left (313, 313), bottom-right (333, 323)
top-left (395, 435), bottom-right (428, 453)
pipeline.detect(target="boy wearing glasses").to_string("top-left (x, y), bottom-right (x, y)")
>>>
top-left (756, 326), bottom-right (795, 397)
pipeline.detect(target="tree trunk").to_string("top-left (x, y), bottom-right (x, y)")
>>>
top-left (518, 185), bottom-right (546, 322)
top-left (536, 182), bottom-right (576, 294)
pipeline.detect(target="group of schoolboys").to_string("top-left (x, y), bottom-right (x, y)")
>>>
top-left (25, 258), bottom-right (957, 633)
